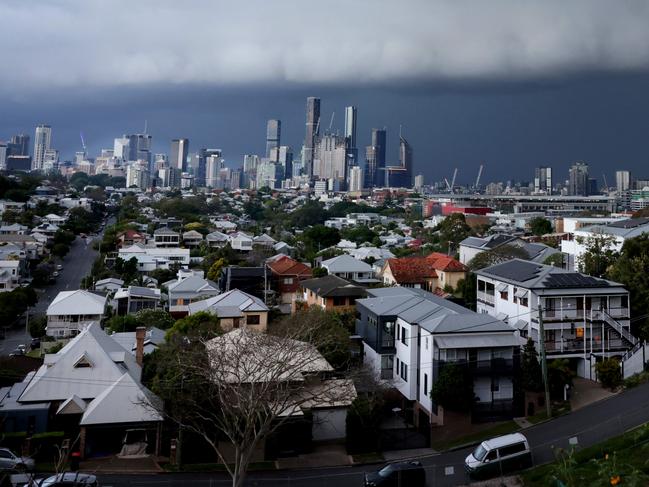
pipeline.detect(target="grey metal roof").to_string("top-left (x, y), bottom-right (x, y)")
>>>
top-left (300, 274), bottom-right (367, 297)
top-left (580, 218), bottom-right (649, 238)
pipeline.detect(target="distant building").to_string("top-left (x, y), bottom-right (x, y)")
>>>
top-left (8, 134), bottom-right (30, 157)
top-left (205, 151), bottom-right (224, 188)
top-left (616, 170), bottom-right (631, 192)
top-left (303, 97), bottom-right (320, 178)
top-left (313, 134), bottom-right (347, 185)
top-left (32, 124), bottom-right (52, 171)
top-left (414, 174), bottom-right (424, 191)
top-left (344, 106), bottom-right (358, 168)
top-left (568, 162), bottom-right (589, 196)
top-left (266, 119), bottom-right (281, 158)
top-left (170, 138), bottom-right (189, 171)
top-left (364, 128), bottom-right (386, 188)
top-left (534, 166), bottom-right (552, 194)
top-left (348, 166), bottom-right (364, 192)
top-left (385, 135), bottom-right (412, 188)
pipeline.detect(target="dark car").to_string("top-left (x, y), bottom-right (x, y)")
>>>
top-left (35, 472), bottom-right (98, 486)
top-left (31, 337), bottom-right (41, 349)
top-left (364, 461), bottom-right (426, 487)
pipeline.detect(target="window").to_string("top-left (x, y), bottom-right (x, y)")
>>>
top-left (425, 336), bottom-right (429, 350)
top-left (283, 278), bottom-right (293, 285)
top-left (423, 373), bottom-right (428, 395)
top-left (333, 296), bottom-right (347, 306)
top-left (486, 450), bottom-right (498, 461)
top-left (513, 287), bottom-right (518, 304)
top-left (520, 296), bottom-right (528, 307)
top-left (246, 314), bottom-right (260, 325)
top-left (500, 290), bottom-right (509, 300)
top-left (401, 326), bottom-right (407, 345)
top-left (395, 357), bottom-right (400, 374)
top-left (491, 377), bottom-right (500, 392)
top-left (499, 443), bottom-right (527, 458)
top-left (399, 362), bottom-right (408, 382)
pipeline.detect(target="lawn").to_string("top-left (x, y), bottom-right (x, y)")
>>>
top-left (521, 424), bottom-right (649, 486)
top-left (430, 420), bottom-right (520, 451)
top-left (527, 401), bottom-right (571, 425)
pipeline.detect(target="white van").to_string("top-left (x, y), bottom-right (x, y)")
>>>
top-left (465, 432), bottom-right (532, 479)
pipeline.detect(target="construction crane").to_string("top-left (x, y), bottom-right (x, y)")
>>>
top-left (450, 168), bottom-right (458, 191)
top-left (602, 173), bottom-right (609, 193)
top-left (474, 164), bottom-right (484, 191)
top-left (79, 132), bottom-right (87, 155)
top-left (328, 112), bottom-right (335, 133)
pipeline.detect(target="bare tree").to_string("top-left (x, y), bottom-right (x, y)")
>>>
top-left (152, 321), bottom-right (356, 487)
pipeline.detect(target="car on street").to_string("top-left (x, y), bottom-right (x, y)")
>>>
top-left (52, 271), bottom-right (60, 277)
top-left (31, 337), bottom-right (41, 349)
top-left (0, 447), bottom-right (35, 472)
top-left (465, 432), bottom-right (532, 479)
top-left (9, 349), bottom-right (25, 357)
top-left (364, 460), bottom-right (426, 486)
top-left (56, 264), bottom-right (63, 271)
top-left (34, 472), bottom-right (98, 486)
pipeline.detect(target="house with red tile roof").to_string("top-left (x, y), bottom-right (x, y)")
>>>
top-left (381, 252), bottom-right (467, 292)
top-left (267, 255), bottom-right (313, 304)
top-left (116, 229), bottom-right (147, 248)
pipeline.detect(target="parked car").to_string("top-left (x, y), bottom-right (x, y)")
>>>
top-left (9, 348), bottom-right (25, 357)
top-left (35, 472), bottom-right (98, 487)
top-left (465, 432), bottom-right (532, 479)
top-left (364, 460), bottom-right (426, 486)
top-left (0, 447), bottom-right (35, 472)
top-left (53, 271), bottom-right (60, 277)
top-left (56, 264), bottom-right (63, 271)
top-left (31, 337), bottom-right (41, 349)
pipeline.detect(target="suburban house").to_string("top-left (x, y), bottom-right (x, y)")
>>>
top-left (153, 227), bottom-right (180, 247)
top-left (320, 254), bottom-right (376, 283)
top-left (205, 329), bottom-right (356, 457)
top-left (206, 230), bottom-right (230, 248)
top-left (0, 223), bottom-right (29, 235)
top-left (118, 244), bottom-right (190, 271)
top-left (110, 327), bottom-right (166, 355)
top-left (253, 233), bottom-right (276, 248)
top-left (475, 259), bottom-right (634, 379)
top-left (266, 255), bottom-right (313, 304)
top-left (94, 277), bottom-right (125, 293)
top-left (300, 275), bottom-right (366, 311)
top-left (113, 286), bottom-right (162, 315)
top-left (11, 324), bottom-right (162, 458)
top-left (116, 229), bottom-right (146, 248)
top-left (182, 230), bottom-right (204, 248)
top-left (164, 269), bottom-right (220, 316)
top-left (229, 232), bottom-right (254, 251)
top-left (459, 234), bottom-right (560, 266)
top-left (381, 252), bottom-right (467, 292)
top-left (346, 246), bottom-right (395, 262)
top-left (561, 217), bottom-right (649, 270)
top-left (0, 259), bottom-right (20, 292)
top-left (218, 265), bottom-right (266, 299)
top-left (355, 287), bottom-right (519, 429)
top-left (188, 289), bottom-right (270, 332)
top-left (46, 290), bottom-right (107, 337)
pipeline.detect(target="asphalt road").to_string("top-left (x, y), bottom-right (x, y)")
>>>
top-left (89, 381), bottom-right (649, 486)
top-left (0, 232), bottom-right (100, 356)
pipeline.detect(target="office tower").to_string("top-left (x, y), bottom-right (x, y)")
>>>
top-left (8, 134), bottom-right (30, 156)
top-left (313, 135), bottom-right (347, 183)
top-left (205, 152), bottom-right (224, 188)
top-left (230, 168), bottom-right (242, 190)
top-left (243, 154), bottom-right (260, 188)
top-left (384, 136), bottom-right (412, 188)
top-left (344, 106), bottom-right (358, 167)
top-left (303, 97), bottom-right (320, 178)
top-left (190, 149), bottom-right (207, 186)
top-left (348, 166), bottom-right (364, 192)
top-left (568, 162), bottom-right (589, 196)
top-left (364, 128), bottom-right (386, 188)
top-left (113, 137), bottom-right (130, 160)
top-left (616, 170), bottom-right (631, 192)
top-left (256, 161), bottom-right (284, 189)
top-left (0, 143), bottom-right (7, 170)
top-left (534, 166), bottom-right (553, 194)
top-left (271, 146), bottom-right (293, 181)
top-left (6, 156), bottom-right (31, 172)
top-left (414, 174), bottom-right (424, 191)
top-left (33, 124), bottom-right (52, 171)
top-left (266, 119), bottom-right (281, 158)
top-left (589, 178), bottom-right (599, 195)
top-left (170, 138), bottom-right (190, 171)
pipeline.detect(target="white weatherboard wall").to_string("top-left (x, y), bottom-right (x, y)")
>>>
top-left (394, 318), bottom-right (417, 401)
top-left (622, 344), bottom-right (649, 379)
top-left (418, 329), bottom-right (434, 415)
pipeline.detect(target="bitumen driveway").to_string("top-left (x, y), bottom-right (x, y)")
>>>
top-left (90, 381), bottom-right (649, 486)
top-left (0, 227), bottom-right (104, 356)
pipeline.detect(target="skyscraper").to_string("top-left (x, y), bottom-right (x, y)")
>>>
top-left (348, 166), bottom-right (364, 192)
top-left (170, 138), bottom-right (190, 171)
top-left (568, 162), bottom-right (589, 196)
top-left (303, 97), bottom-right (320, 178)
top-left (385, 135), bottom-right (412, 188)
top-left (534, 166), bottom-right (553, 194)
top-left (364, 128), bottom-right (386, 188)
top-left (616, 170), bottom-right (631, 192)
top-left (191, 149), bottom-right (207, 187)
top-left (266, 119), bottom-right (281, 158)
top-left (344, 106), bottom-right (358, 168)
top-left (271, 146), bottom-right (293, 181)
top-left (313, 134), bottom-right (347, 183)
top-left (8, 134), bottom-right (30, 156)
top-left (33, 124), bottom-right (52, 171)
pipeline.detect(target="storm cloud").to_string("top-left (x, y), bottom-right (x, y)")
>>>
top-left (3, 0), bottom-right (649, 92)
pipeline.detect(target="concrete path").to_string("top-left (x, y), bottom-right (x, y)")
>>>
top-left (570, 377), bottom-right (616, 411)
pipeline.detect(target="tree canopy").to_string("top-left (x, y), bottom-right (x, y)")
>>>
top-left (530, 217), bottom-right (553, 236)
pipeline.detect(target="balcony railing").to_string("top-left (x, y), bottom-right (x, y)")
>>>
top-left (543, 307), bottom-right (630, 322)
top-left (477, 291), bottom-right (495, 305)
top-left (545, 338), bottom-right (626, 353)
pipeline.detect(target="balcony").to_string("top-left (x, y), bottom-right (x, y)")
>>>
top-left (545, 338), bottom-right (626, 354)
top-left (436, 358), bottom-right (514, 375)
top-left (477, 291), bottom-right (495, 306)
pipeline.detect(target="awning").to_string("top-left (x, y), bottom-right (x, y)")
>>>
top-left (434, 334), bottom-right (519, 349)
top-left (496, 312), bottom-right (509, 322)
top-left (513, 319), bottom-right (529, 330)
top-left (496, 283), bottom-right (508, 292)
top-left (515, 289), bottom-right (529, 298)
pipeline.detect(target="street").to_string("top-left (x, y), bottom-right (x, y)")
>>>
top-left (0, 233), bottom-right (100, 356)
top-left (91, 381), bottom-right (649, 486)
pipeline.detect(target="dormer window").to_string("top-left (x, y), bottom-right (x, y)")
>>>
top-left (74, 354), bottom-right (93, 368)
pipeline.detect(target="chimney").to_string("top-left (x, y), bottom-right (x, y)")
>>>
top-left (135, 327), bottom-right (146, 367)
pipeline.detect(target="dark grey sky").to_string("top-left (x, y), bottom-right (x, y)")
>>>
top-left (2, 75), bottom-right (649, 185)
top-left (2, 0), bottom-right (649, 185)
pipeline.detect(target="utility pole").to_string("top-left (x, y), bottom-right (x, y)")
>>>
top-left (538, 303), bottom-right (551, 418)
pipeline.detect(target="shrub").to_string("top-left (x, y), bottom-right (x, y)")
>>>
top-left (596, 358), bottom-right (622, 390)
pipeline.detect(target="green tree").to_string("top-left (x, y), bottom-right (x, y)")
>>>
top-left (166, 311), bottom-right (223, 342)
top-left (51, 243), bottom-right (70, 259)
top-left (455, 274), bottom-right (477, 310)
top-left (595, 358), bottom-right (622, 390)
top-left (346, 395), bottom-right (383, 454)
top-left (438, 213), bottom-right (471, 253)
top-left (289, 200), bottom-right (327, 228)
top-left (312, 267), bottom-right (328, 278)
top-left (341, 226), bottom-right (379, 245)
top-left (608, 234), bottom-right (649, 339)
top-left (134, 309), bottom-right (175, 330)
top-left (548, 359), bottom-right (574, 399)
top-left (105, 314), bottom-right (140, 333)
top-left (302, 225), bottom-right (341, 252)
top-left (69, 172), bottom-right (90, 191)
top-left (467, 244), bottom-right (529, 270)
top-left (431, 363), bottom-right (474, 412)
top-left (576, 232), bottom-right (619, 278)
top-left (28, 315), bottom-right (47, 338)
top-left (520, 338), bottom-right (543, 392)
top-left (530, 217), bottom-right (553, 236)
top-left (207, 258), bottom-right (226, 282)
